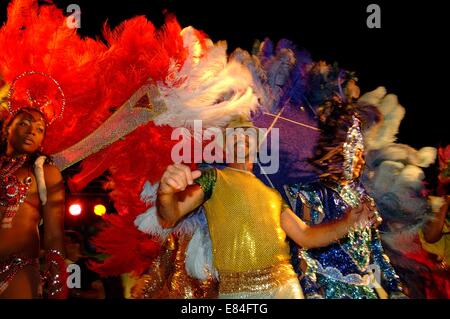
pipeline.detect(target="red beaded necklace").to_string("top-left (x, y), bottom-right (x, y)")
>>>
top-left (0, 155), bottom-right (32, 228)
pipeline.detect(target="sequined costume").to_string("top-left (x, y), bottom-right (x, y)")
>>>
top-left (195, 167), bottom-right (303, 298)
top-left (130, 232), bottom-right (218, 299)
top-left (286, 180), bottom-right (404, 299)
top-left (0, 155), bottom-right (32, 228)
top-left (0, 155), bottom-right (44, 297)
top-left (0, 256), bottom-right (39, 295)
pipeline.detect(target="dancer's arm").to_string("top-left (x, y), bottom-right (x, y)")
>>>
top-left (42, 164), bottom-right (67, 299)
top-left (422, 196), bottom-right (448, 243)
top-left (281, 204), bottom-right (372, 249)
top-left (42, 165), bottom-right (65, 255)
top-left (157, 164), bottom-right (207, 228)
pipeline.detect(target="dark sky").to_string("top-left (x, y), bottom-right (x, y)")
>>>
top-left (1, 0), bottom-right (447, 148)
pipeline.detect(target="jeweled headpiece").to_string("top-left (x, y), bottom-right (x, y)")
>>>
top-left (342, 115), bottom-right (364, 180)
top-left (7, 71), bottom-right (65, 126)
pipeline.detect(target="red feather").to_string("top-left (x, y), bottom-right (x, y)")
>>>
top-left (0, 0), bottom-right (109, 154)
top-left (88, 212), bottom-right (162, 277)
top-left (0, 1), bottom-right (204, 277)
top-left (85, 125), bottom-right (178, 277)
top-left (0, 1), bottom-right (188, 157)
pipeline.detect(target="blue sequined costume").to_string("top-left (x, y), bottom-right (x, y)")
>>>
top-left (286, 180), bottom-right (404, 299)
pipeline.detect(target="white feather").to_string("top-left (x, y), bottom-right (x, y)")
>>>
top-left (153, 28), bottom-right (261, 129)
top-left (358, 86), bottom-right (387, 105)
top-left (393, 165), bottom-right (425, 190)
top-left (372, 160), bottom-right (405, 194)
top-left (370, 161), bottom-right (428, 216)
top-left (360, 87), bottom-right (435, 253)
top-left (381, 225), bottom-right (423, 253)
top-left (134, 207), bottom-right (171, 241)
top-left (140, 181), bottom-right (159, 205)
top-left (412, 147), bottom-right (437, 168)
top-left (230, 48), bottom-right (271, 110)
top-left (172, 209), bottom-right (206, 237)
top-left (360, 87), bottom-right (405, 150)
top-left (185, 216), bottom-right (218, 281)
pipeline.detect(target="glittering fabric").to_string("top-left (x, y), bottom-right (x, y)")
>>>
top-left (0, 256), bottom-right (39, 295)
top-left (316, 275), bottom-right (378, 299)
top-left (194, 168), bottom-right (217, 201)
top-left (287, 180), bottom-right (404, 299)
top-left (131, 234), bottom-right (218, 299)
top-left (131, 243), bottom-right (172, 298)
top-left (218, 260), bottom-right (298, 295)
top-left (0, 155), bottom-right (32, 228)
top-left (342, 116), bottom-right (364, 181)
top-left (201, 167), bottom-right (291, 273)
top-left (219, 277), bottom-right (303, 299)
top-left (370, 229), bottom-right (403, 293)
top-left (168, 235), bottom-right (218, 298)
top-left (53, 84), bottom-right (166, 171)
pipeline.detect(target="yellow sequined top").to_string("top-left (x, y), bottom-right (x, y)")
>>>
top-left (196, 167), bottom-right (291, 273)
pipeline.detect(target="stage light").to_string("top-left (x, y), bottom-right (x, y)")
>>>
top-left (69, 204), bottom-right (82, 216)
top-left (94, 204), bottom-right (107, 216)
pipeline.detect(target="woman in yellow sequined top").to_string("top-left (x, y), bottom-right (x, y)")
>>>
top-left (156, 118), bottom-right (376, 298)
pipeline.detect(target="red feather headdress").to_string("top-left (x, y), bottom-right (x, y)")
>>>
top-left (0, 0), bottom-right (262, 277)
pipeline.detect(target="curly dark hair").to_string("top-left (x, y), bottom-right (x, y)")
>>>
top-left (309, 99), bottom-right (381, 181)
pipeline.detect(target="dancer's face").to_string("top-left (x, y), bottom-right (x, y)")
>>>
top-left (7, 109), bottom-right (46, 155)
top-left (352, 148), bottom-right (365, 179)
top-left (225, 128), bottom-right (258, 165)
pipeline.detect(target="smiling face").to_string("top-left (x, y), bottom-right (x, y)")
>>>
top-left (224, 128), bottom-right (258, 165)
top-left (6, 109), bottom-right (46, 155)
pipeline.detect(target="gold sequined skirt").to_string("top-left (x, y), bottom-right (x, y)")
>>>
top-left (218, 260), bottom-right (300, 296)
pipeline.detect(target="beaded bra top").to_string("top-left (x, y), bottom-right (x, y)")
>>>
top-left (0, 155), bottom-right (32, 228)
